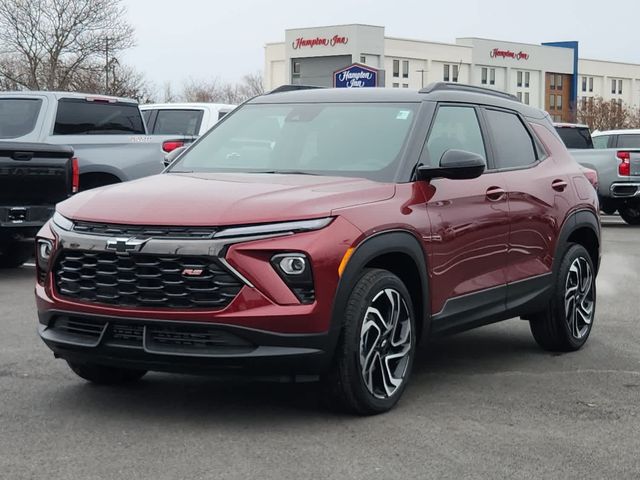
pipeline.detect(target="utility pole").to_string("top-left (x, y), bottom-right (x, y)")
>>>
top-left (105, 37), bottom-right (109, 92)
top-left (417, 69), bottom-right (427, 89)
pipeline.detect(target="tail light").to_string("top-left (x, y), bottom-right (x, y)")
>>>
top-left (617, 151), bottom-right (631, 176)
top-left (581, 167), bottom-right (598, 189)
top-left (71, 157), bottom-right (79, 193)
top-left (162, 140), bottom-right (184, 153)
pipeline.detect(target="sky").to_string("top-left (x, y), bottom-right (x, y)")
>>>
top-left (122, 0), bottom-right (640, 92)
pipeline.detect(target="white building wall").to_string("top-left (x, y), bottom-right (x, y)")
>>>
top-left (578, 58), bottom-right (640, 108)
top-left (264, 43), bottom-right (287, 90)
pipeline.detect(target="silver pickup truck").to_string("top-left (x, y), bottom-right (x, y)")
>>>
top-left (555, 123), bottom-right (640, 224)
top-left (0, 91), bottom-right (193, 190)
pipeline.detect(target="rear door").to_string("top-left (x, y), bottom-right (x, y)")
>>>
top-left (483, 108), bottom-right (565, 306)
top-left (423, 104), bottom-right (509, 324)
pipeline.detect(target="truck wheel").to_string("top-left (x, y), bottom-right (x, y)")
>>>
top-left (529, 244), bottom-right (596, 352)
top-left (67, 361), bottom-right (147, 385)
top-left (619, 204), bottom-right (640, 225)
top-left (321, 269), bottom-right (416, 415)
top-left (0, 242), bottom-right (33, 268)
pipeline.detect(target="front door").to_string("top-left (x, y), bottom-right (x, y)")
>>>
top-left (422, 104), bottom-right (509, 329)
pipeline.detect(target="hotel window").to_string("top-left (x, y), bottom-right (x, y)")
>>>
top-left (618, 80), bottom-right (623, 94)
top-left (524, 92), bottom-right (530, 105)
top-left (589, 77), bottom-right (593, 92)
top-left (489, 68), bottom-right (495, 85)
top-left (402, 84), bottom-right (409, 88)
top-left (612, 79), bottom-right (616, 94)
top-left (443, 64), bottom-right (450, 82)
top-left (402, 60), bottom-right (409, 78)
top-left (443, 64), bottom-right (459, 83)
top-left (517, 91), bottom-right (522, 101)
top-left (392, 82), bottom-right (399, 88)
top-left (556, 74), bottom-right (562, 90)
top-left (360, 55), bottom-right (366, 64)
top-left (525, 72), bottom-right (530, 88)
top-left (581, 76), bottom-right (587, 92)
top-left (482, 67), bottom-right (488, 85)
top-left (452, 64), bottom-right (459, 82)
top-left (517, 71), bottom-right (523, 87)
top-left (550, 74), bottom-right (556, 90)
top-left (557, 95), bottom-right (562, 109)
top-left (393, 59), bottom-right (399, 78)
top-left (549, 94), bottom-right (555, 109)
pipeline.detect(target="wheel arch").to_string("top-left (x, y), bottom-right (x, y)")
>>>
top-left (330, 230), bottom-right (430, 346)
top-left (79, 171), bottom-right (122, 191)
top-left (556, 209), bottom-right (601, 275)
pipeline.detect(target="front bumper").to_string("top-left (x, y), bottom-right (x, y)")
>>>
top-left (38, 310), bottom-right (333, 375)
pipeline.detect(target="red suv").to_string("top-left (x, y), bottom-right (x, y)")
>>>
top-left (35, 84), bottom-right (600, 414)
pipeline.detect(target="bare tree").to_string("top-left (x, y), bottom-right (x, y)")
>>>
top-left (0, 0), bottom-right (134, 91)
top-left (576, 96), bottom-right (640, 131)
top-left (180, 72), bottom-right (265, 104)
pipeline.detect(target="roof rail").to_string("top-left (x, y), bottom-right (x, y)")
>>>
top-left (267, 84), bottom-right (326, 94)
top-left (419, 82), bottom-right (519, 102)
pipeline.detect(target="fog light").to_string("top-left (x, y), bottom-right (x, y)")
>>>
top-left (279, 255), bottom-right (306, 275)
top-left (271, 253), bottom-right (315, 304)
top-left (36, 239), bottom-right (54, 284)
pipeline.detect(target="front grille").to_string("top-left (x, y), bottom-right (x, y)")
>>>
top-left (72, 221), bottom-right (217, 239)
top-left (54, 251), bottom-right (243, 309)
top-left (55, 317), bottom-right (106, 340)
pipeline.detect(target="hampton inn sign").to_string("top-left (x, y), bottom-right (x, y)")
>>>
top-left (489, 48), bottom-right (530, 60)
top-left (292, 35), bottom-right (349, 49)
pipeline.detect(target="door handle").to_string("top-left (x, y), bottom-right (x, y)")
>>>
top-left (486, 186), bottom-right (506, 201)
top-left (551, 179), bottom-right (568, 192)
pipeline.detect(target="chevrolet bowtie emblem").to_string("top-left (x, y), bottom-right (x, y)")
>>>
top-left (105, 237), bottom-right (148, 254)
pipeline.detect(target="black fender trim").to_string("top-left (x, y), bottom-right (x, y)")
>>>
top-left (327, 230), bottom-right (430, 352)
top-left (555, 209), bottom-right (601, 275)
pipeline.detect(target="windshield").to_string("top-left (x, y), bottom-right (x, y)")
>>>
top-left (170, 103), bottom-right (418, 181)
top-left (555, 126), bottom-right (593, 149)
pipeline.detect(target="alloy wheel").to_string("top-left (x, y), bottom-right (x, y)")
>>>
top-left (564, 256), bottom-right (595, 340)
top-left (359, 288), bottom-right (412, 399)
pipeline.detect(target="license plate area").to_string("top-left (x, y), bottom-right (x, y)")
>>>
top-left (7, 207), bottom-right (27, 223)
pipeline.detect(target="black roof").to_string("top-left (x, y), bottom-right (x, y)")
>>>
top-left (250, 82), bottom-right (547, 120)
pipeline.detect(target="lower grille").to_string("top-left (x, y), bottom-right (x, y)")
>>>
top-left (54, 250), bottom-right (244, 309)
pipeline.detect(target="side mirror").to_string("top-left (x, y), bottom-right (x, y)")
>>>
top-left (163, 146), bottom-right (187, 168)
top-left (417, 149), bottom-right (486, 181)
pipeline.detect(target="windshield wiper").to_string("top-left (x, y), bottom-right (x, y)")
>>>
top-left (249, 170), bottom-right (319, 175)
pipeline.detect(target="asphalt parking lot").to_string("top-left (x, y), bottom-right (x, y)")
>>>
top-left (1, 217), bottom-right (638, 480)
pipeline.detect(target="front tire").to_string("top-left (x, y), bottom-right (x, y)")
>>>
top-left (529, 244), bottom-right (596, 351)
top-left (322, 269), bottom-right (416, 415)
top-left (67, 361), bottom-right (147, 385)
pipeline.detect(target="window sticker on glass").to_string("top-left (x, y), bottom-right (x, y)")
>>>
top-left (396, 110), bottom-right (411, 120)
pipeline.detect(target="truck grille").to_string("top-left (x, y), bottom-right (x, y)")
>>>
top-left (54, 250), bottom-right (243, 309)
top-left (72, 221), bottom-right (217, 239)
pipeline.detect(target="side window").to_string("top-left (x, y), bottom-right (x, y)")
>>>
top-left (153, 110), bottom-right (204, 136)
top-left (141, 109), bottom-right (152, 127)
top-left (616, 134), bottom-right (640, 148)
top-left (592, 135), bottom-right (610, 149)
top-left (425, 106), bottom-right (486, 166)
top-left (484, 109), bottom-right (537, 169)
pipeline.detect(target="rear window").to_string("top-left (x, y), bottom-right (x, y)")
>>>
top-left (0, 98), bottom-right (43, 139)
top-left (617, 134), bottom-right (640, 149)
top-left (555, 126), bottom-right (593, 149)
top-left (152, 109), bottom-right (203, 135)
top-left (54, 98), bottom-right (145, 135)
top-left (592, 135), bottom-right (610, 149)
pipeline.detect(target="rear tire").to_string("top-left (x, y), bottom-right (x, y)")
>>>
top-left (67, 361), bottom-right (147, 385)
top-left (529, 244), bottom-right (596, 352)
top-left (619, 203), bottom-right (640, 225)
top-left (321, 269), bottom-right (416, 415)
top-left (0, 242), bottom-right (33, 268)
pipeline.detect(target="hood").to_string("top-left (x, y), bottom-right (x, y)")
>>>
top-left (58, 172), bottom-right (395, 226)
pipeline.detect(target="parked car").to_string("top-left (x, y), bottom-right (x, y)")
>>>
top-left (0, 142), bottom-right (75, 267)
top-left (555, 122), bottom-right (640, 223)
top-left (0, 92), bottom-right (194, 191)
top-left (35, 83), bottom-right (600, 414)
top-left (140, 102), bottom-right (236, 153)
top-left (592, 128), bottom-right (640, 149)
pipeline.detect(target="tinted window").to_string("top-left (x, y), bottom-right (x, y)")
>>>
top-left (617, 134), bottom-right (640, 148)
top-left (0, 98), bottom-right (42, 139)
top-left (592, 135), bottom-right (610, 149)
top-left (54, 98), bottom-right (145, 135)
top-left (173, 103), bottom-right (418, 182)
top-left (485, 109), bottom-right (537, 168)
top-left (141, 109), bottom-right (152, 126)
top-left (426, 106), bottom-right (486, 166)
top-left (152, 110), bottom-right (203, 135)
top-left (555, 126), bottom-right (593, 149)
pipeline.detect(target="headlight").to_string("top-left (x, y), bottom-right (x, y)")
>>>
top-left (271, 253), bottom-right (315, 304)
top-left (52, 212), bottom-right (74, 231)
top-left (214, 217), bottom-right (332, 239)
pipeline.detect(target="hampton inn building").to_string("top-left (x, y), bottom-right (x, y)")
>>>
top-left (264, 24), bottom-right (640, 122)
